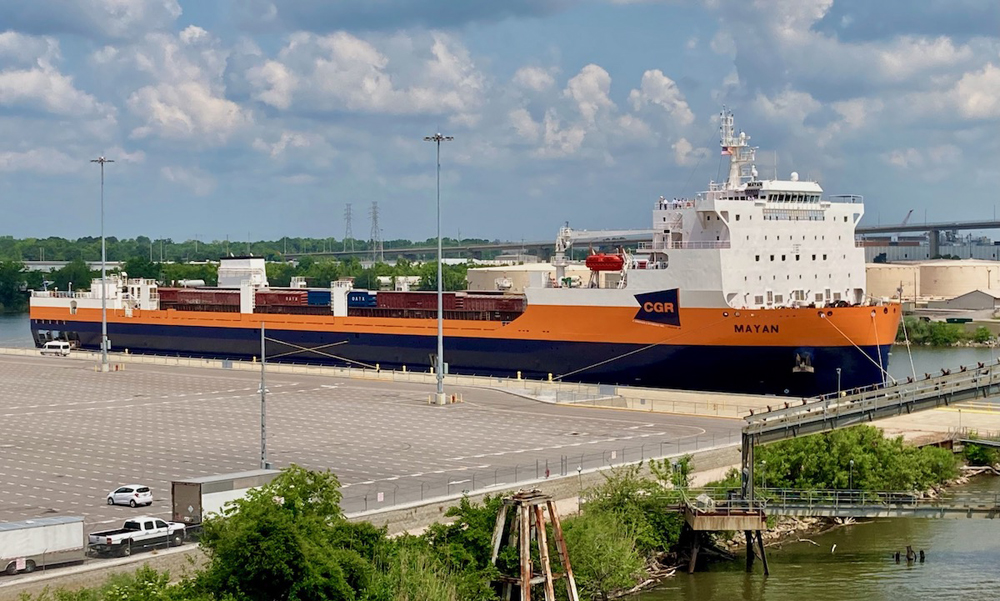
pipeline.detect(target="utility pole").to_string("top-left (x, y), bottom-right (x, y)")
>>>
top-left (90, 156), bottom-right (114, 372)
top-left (423, 133), bottom-right (454, 406)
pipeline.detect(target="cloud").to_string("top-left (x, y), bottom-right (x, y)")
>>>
top-left (628, 69), bottom-right (695, 127)
top-left (672, 137), bottom-right (709, 166)
top-left (951, 63), bottom-right (1000, 119)
top-left (244, 31), bottom-right (484, 118)
top-left (0, 33), bottom-right (112, 119)
top-left (122, 27), bottom-right (252, 143)
top-left (0, 148), bottom-right (79, 174)
top-left (251, 130), bottom-right (321, 157)
top-left (160, 165), bottom-right (216, 195)
top-left (0, 0), bottom-right (182, 39)
top-left (512, 66), bottom-right (555, 92)
top-left (509, 108), bottom-right (541, 142)
top-left (564, 64), bottom-right (614, 124)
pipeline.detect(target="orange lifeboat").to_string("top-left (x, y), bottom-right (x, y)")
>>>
top-left (585, 253), bottom-right (625, 271)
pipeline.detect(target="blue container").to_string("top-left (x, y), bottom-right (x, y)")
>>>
top-left (347, 291), bottom-right (377, 307)
top-left (308, 290), bottom-right (333, 306)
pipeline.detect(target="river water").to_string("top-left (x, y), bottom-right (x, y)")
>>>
top-left (637, 477), bottom-right (1000, 601)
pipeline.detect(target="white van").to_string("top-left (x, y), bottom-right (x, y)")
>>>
top-left (40, 341), bottom-right (72, 357)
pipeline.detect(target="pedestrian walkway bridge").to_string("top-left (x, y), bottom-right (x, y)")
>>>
top-left (676, 487), bottom-right (1000, 521)
top-left (744, 361), bottom-right (1000, 446)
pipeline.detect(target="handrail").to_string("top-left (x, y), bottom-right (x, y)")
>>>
top-left (744, 361), bottom-right (1000, 432)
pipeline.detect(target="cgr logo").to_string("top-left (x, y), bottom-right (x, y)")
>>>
top-left (634, 289), bottom-right (681, 327)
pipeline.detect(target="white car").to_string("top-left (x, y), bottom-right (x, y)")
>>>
top-left (107, 485), bottom-right (153, 508)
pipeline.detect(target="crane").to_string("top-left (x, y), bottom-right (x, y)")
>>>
top-left (901, 209), bottom-right (914, 226)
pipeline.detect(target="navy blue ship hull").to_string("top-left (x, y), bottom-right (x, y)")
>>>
top-left (31, 319), bottom-right (891, 397)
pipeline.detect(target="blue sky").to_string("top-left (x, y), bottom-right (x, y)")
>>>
top-left (0, 0), bottom-right (998, 243)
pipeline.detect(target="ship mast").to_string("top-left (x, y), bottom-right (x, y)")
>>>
top-left (719, 107), bottom-right (757, 190)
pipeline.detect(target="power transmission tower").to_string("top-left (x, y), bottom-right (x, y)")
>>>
top-left (369, 201), bottom-right (384, 263)
top-left (343, 204), bottom-right (355, 252)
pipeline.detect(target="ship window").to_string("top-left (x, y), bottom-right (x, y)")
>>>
top-left (756, 255), bottom-right (760, 261)
top-left (707, 215), bottom-right (711, 220)
top-left (812, 254), bottom-right (816, 260)
top-left (823, 254), bottom-right (827, 260)
top-left (775, 294), bottom-right (784, 303)
top-left (844, 216), bottom-right (848, 222)
top-left (816, 293), bottom-right (824, 301)
top-left (781, 255), bottom-right (786, 261)
top-left (770, 255), bottom-right (774, 261)
top-left (755, 295), bottom-right (764, 304)
top-left (796, 255), bottom-right (800, 261)
top-left (736, 214), bottom-right (741, 221)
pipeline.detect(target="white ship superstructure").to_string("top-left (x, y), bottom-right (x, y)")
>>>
top-left (548, 108), bottom-right (868, 311)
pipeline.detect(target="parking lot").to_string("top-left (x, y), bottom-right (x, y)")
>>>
top-left (0, 354), bottom-right (741, 531)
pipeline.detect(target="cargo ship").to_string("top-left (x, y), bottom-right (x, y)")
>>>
top-left (30, 110), bottom-right (900, 396)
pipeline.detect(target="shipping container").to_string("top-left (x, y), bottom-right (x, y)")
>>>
top-left (347, 291), bottom-right (377, 307)
top-left (308, 290), bottom-right (333, 306)
top-left (256, 291), bottom-right (308, 307)
top-left (1, 516), bottom-right (86, 575)
top-left (172, 469), bottom-right (281, 526)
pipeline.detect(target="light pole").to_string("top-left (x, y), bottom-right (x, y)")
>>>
top-left (260, 324), bottom-right (268, 469)
top-left (836, 367), bottom-right (842, 397)
top-left (849, 459), bottom-right (854, 490)
top-left (424, 132), bottom-right (453, 406)
top-left (91, 156), bottom-right (114, 372)
top-left (761, 460), bottom-right (766, 491)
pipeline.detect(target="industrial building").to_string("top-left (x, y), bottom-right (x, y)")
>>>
top-left (867, 259), bottom-right (1000, 300)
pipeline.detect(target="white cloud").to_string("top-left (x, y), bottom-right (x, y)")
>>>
top-left (512, 66), bottom-right (555, 91)
top-left (951, 63), bottom-right (1000, 119)
top-left (628, 69), bottom-right (695, 127)
top-left (251, 130), bottom-right (318, 157)
top-left (123, 28), bottom-right (252, 143)
top-left (535, 109), bottom-right (586, 158)
top-left (0, 148), bottom-right (79, 174)
top-left (247, 60), bottom-right (297, 109)
top-left (563, 64), bottom-right (614, 124)
top-left (672, 137), bottom-right (709, 166)
top-left (508, 108), bottom-right (541, 142)
top-left (250, 31), bottom-right (485, 117)
top-left (160, 165), bottom-right (216, 196)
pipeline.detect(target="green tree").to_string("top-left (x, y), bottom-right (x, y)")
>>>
top-left (584, 463), bottom-right (685, 554)
top-left (562, 512), bottom-right (645, 601)
top-left (0, 260), bottom-right (29, 312)
top-left (197, 465), bottom-right (374, 601)
top-left (122, 256), bottom-right (162, 280)
top-left (51, 258), bottom-right (96, 292)
top-left (755, 425), bottom-right (959, 491)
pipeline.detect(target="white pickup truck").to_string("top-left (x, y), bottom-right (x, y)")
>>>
top-left (88, 517), bottom-right (185, 557)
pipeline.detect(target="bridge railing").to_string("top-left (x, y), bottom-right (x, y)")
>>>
top-left (757, 488), bottom-right (1000, 512)
top-left (744, 362), bottom-right (1000, 435)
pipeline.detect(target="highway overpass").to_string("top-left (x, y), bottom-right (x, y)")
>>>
top-left (285, 220), bottom-right (1000, 262)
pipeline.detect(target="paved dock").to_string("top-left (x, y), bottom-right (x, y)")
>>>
top-left (0, 354), bottom-right (741, 532)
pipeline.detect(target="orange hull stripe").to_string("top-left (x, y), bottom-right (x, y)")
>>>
top-left (29, 304), bottom-right (901, 348)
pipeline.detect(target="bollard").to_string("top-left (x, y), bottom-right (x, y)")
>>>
top-left (548, 373), bottom-right (553, 382)
top-left (402, 365), bottom-right (407, 372)
top-left (376, 363), bottom-right (380, 373)
top-left (517, 370), bottom-right (522, 380)
top-left (252, 356), bottom-right (257, 363)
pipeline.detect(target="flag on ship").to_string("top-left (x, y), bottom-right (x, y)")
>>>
top-left (721, 146), bottom-right (732, 155)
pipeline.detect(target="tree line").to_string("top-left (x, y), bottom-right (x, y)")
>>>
top-left (0, 235), bottom-right (502, 263)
